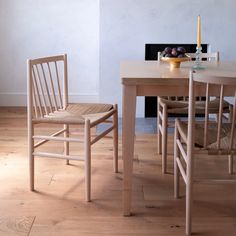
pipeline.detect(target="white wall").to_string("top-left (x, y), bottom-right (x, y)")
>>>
top-left (100, 0), bottom-right (236, 116)
top-left (1, 0), bottom-right (236, 117)
top-left (0, 0), bottom-right (99, 105)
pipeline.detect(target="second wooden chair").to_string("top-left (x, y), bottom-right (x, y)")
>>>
top-left (157, 52), bottom-right (232, 173)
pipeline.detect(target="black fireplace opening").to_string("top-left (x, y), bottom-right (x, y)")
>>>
top-left (144, 43), bottom-right (208, 117)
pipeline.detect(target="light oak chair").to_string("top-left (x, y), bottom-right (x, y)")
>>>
top-left (174, 70), bottom-right (236, 235)
top-left (27, 54), bottom-right (118, 201)
top-left (186, 52), bottom-right (219, 61)
top-left (157, 52), bottom-right (232, 173)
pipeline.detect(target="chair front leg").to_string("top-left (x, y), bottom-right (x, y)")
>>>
top-left (29, 122), bottom-right (34, 191)
top-left (85, 119), bottom-right (91, 202)
top-left (157, 97), bottom-right (162, 155)
top-left (186, 150), bottom-right (193, 235)
top-left (174, 120), bottom-right (180, 198)
top-left (162, 104), bottom-right (168, 174)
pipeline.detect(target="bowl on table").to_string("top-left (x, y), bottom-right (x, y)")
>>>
top-left (161, 56), bottom-right (190, 70)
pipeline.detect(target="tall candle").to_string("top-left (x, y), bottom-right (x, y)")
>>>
top-left (197, 15), bottom-right (201, 48)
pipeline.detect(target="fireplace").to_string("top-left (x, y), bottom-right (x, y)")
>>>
top-left (144, 43), bottom-right (208, 117)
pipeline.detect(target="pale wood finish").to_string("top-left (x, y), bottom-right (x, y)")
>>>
top-left (174, 71), bottom-right (236, 235)
top-left (122, 85), bottom-right (136, 216)
top-left (1, 107), bottom-right (236, 235)
top-left (28, 54), bottom-right (118, 201)
top-left (156, 52), bottom-right (232, 174)
top-left (121, 60), bottom-right (236, 217)
top-left (158, 52), bottom-right (219, 62)
top-left (186, 52), bottom-right (220, 61)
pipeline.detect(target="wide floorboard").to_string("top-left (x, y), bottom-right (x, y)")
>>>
top-left (0, 107), bottom-right (236, 235)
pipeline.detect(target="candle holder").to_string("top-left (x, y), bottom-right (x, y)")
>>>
top-left (192, 46), bottom-right (205, 70)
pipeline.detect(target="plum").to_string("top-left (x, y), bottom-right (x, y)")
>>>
top-left (164, 47), bottom-right (172, 54)
top-left (171, 48), bottom-right (178, 57)
top-left (177, 47), bottom-right (186, 54)
top-left (162, 46), bottom-right (187, 58)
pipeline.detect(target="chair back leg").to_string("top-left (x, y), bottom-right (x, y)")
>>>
top-left (64, 124), bottom-right (70, 165)
top-left (228, 154), bottom-right (234, 174)
top-left (157, 97), bottom-right (162, 155)
top-left (85, 119), bottom-right (91, 202)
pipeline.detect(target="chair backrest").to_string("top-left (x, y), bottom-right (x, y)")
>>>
top-left (186, 52), bottom-right (219, 61)
top-left (158, 51), bottom-right (219, 62)
top-left (27, 54), bottom-right (68, 119)
top-left (158, 51), bottom-right (220, 102)
top-left (188, 71), bottom-right (236, 153)
top-left (157, 51), bottom-right (162, 61)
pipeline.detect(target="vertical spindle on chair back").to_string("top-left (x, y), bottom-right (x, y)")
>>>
top-left (27, 54), bottom-right (68, 119)
top-left (187, 52), bottom-right (219, 62)
top-left (189, 71), bottom-right (236, 153)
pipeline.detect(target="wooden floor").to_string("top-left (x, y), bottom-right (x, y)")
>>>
top-left (0, 107), bottom-right (236, 236)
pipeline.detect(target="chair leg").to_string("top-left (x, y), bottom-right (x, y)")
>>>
top-left (29, 122), bottom-right (34, 191)
top-left (186, 180), bottom-right (193, 235)
top-left (85, 119), bottom-right (91, 202)
top-left (174, 122), bottom-right (180, 198)
top-left (228, 154), bottom-right (234, 174)
top-left (229, 104), bottom-right (233, 123)
top-left (157, 97), bottom-right (162, 155)
top-left (64, 124), bottom-right (70, 165)
top-left (228, 104), bottom-right (234, 174)
top-left (186, 154), bottom-right (193, 235)
top-left (162, 104), bottom-right (168, 174)
top-left (113, 105), bottom-right (119, 173)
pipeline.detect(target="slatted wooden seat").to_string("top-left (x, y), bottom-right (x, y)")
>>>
top-left (27, 54), bottom-right (118, 202)
top-left (174, 70), bottom-right (236, 235)
top-left (158, 96), bottom-right (230, 114)
top-left (176, 121), bottom-right (236, 152)
top-left (34, 103), bottom-right (113, 124)
top-left (157, 52), bottom-right (232, 173)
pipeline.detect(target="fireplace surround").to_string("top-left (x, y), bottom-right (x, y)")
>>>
top-left (144, 43), bottom-right (208, 117)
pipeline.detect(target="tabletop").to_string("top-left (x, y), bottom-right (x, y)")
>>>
top-left (120, 61), bottom-right (236, 85)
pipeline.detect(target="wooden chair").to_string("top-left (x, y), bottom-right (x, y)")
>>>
top-left (157, 52), bottom-right (232, 173)
top-left (174, 70), bottom-right (236, 235)
top-left (186, 52), bottom-right (219, 61)
top-left (27, 54), bottom-right (118, 201)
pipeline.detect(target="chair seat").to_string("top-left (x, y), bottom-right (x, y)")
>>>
top-left (159, 97), bottom-right (230, 114)
top-left (33, 103), bottom-right (113, 124)
top-left (176, 119), bottom-right (236, 154)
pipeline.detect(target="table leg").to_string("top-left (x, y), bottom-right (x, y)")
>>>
top-left (122, 85), bottom-right (136, 216)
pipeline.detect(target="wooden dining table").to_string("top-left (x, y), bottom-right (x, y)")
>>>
top-left (120, 60), bottom-right (236, 216)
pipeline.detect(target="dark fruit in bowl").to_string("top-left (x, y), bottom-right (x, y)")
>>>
top-left (177, 47), bottom-right (186, 54)
top-left (161, 46), bottom-right (187, 58)
top-left (171, 48), bottom-right (178, 57)
top-left (164, 47), bottom-right (172, 54)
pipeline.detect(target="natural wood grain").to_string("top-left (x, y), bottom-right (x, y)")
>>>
top-left (27, 55), bottom-right (118, 201)
top-left (0, 107), bottom-right (236, 235)
top-left (121, 60), bottom-right (236, 218)
top-left (0, 216), bottom-right (35, 236)
top-left (174, 71), bottom-right (236, 235)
